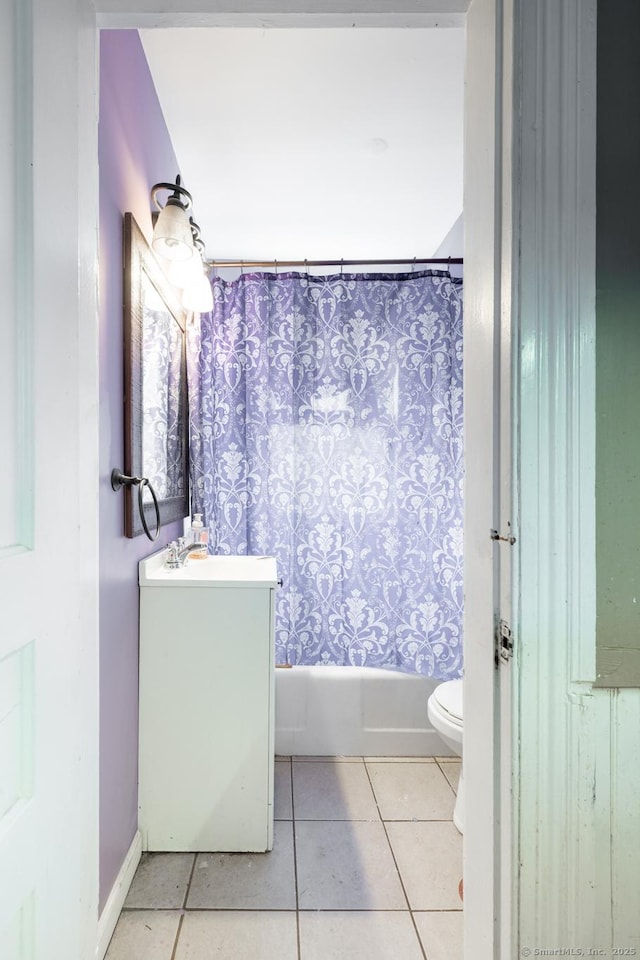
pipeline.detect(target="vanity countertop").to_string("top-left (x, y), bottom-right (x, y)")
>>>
top-left (139, 550), bottom-right (278, 588)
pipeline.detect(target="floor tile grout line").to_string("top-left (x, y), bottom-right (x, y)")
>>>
top-left (169, 912), bottom-right (185, 960)
top-left (289, 756), bottom-right (302, 960)
top-left (118, 905), bottom-right (463, 914)
top-left (293, 816), bottom-right (455, 823)
top-left (434, 758), bottom-right (459, 798)
top-left (363, 758), bottom-right (430, 960)
top-left (120, 906), bottom-right (302, 913)
top-left (276, 907), bottom-right (459, 914)
top-left (364, 759), bottom-right (437, 764)
top-left (182, 853), bottom-right (198, 910)
top-left (290, 756), bottom-right (365, 762)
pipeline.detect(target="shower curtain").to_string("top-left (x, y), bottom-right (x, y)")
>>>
top-left (187, 270), bottom-right (463, 678)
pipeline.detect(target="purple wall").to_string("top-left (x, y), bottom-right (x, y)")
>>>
top-left (99, 30), bottom-right (185, 911)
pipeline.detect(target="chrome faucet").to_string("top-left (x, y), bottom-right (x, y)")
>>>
top-left (164, 538), bottom-right (207, 569)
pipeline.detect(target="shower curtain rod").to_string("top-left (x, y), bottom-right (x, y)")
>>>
top-left (205, 256), bottom-right (463, 270)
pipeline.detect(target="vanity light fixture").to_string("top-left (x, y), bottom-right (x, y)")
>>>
top-left (151, 175), bottom-right (194, 262)
top-left (151, 177), bottom-right (213, 314)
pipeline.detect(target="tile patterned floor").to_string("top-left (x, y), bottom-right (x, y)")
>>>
top-left (106, 757), bottom-right (462, 960)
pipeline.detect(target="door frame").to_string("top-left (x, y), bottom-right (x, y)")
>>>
top-left (462, 1), bottom-right (514, 956)
top-left (91, 2), bottom-right (510, 958)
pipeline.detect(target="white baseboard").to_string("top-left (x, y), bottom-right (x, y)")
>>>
top-left (96, 830), bottom-right (142, 960)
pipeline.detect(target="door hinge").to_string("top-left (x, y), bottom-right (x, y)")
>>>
top-left (495, 619), bottom-right (513, 666)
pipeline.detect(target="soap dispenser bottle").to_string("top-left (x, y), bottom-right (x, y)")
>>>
top-left (190, 513), bottom-right (208, 558)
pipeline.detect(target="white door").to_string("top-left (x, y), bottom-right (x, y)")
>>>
top-left (0, 1), bottom-right (99, 958)
top-left (463, 0), bottom-right (514, 957)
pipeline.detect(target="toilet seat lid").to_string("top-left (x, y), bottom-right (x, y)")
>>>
top-left (432, 679), bottom-right (463, 722)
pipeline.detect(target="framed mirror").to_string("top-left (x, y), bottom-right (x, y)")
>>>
top-left (123, 212), bottom-right (189, 538)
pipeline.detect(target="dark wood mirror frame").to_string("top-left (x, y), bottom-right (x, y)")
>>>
top-left (123, 212), bottom-right (190, 538)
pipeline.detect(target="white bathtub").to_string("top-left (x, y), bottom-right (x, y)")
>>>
top-left (274, 665), bottom-right (454, 757)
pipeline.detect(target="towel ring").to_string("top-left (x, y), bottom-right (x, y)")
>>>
top-left (110, 468), bottom-right (160, 541)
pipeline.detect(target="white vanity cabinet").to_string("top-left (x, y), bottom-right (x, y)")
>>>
top-left (138, 552), bottom-right (278, 853)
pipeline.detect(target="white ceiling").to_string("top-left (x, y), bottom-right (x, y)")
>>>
top-left (140, 27), bottom-right (464, 262)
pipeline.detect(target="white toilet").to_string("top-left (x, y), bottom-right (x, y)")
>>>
top-left (427, 679), bottom-right (464, 833)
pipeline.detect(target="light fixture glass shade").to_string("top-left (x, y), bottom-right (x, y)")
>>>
top-left (167, 247), bottom-right (203, 289)
top-left (182, 269), bottom-right (214, 313)
top-left (152, 202), bottom-right (194, 262)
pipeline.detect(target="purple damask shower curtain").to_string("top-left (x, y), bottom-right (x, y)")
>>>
top-left (187, 270), bottom-right (463, 678)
